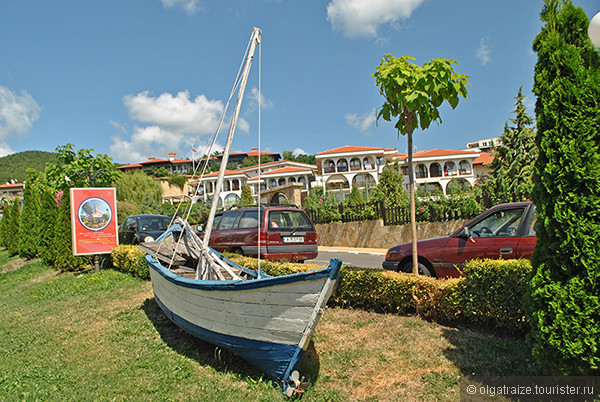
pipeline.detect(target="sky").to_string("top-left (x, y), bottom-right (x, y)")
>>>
top-left (1, 0), bottom-right (599, 164)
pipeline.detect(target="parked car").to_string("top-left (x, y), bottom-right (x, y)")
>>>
top-left (199, 204), bottom-right (318, 262)
top-left (118, 214), bottom-right (173, 245)
top-left (382, 201), bottom-right (538, 277)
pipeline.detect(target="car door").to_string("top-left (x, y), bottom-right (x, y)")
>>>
top-left (209, 211), bottom-right (242, 252)
top-left (440, 205), bottom-right (528, 273)
top-left (515, 205), bottom-right (538, 259)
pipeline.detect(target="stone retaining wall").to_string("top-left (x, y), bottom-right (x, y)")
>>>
top-left (315, 219), bottom-right (468, 249)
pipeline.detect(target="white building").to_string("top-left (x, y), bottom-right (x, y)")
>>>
top-left (315, 146), bottom-right (399, 198)
top-left (395, 149), bottom-right (481, 194)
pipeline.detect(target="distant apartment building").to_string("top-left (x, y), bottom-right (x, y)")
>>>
top-left (466, 137), bottom-right (502, 153)
top-left (117, 152), bottom-right (193, 175)
top-left (0, 182), bottom-right (24, 199)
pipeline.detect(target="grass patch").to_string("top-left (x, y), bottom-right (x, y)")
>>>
top-left (0, 250), bottom-right (542, 400)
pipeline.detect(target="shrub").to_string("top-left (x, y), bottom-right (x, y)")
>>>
top-left (6, 199), bottom-right (21, 256)
top-left (111, 245), bottom-right (149, 279)
top-left (459, 259), bottom-right (532, 333)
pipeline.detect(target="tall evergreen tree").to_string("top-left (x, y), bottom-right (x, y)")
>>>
top-left (0, 199), bottom-right (11, 248)
top-left (6, 199), bottom-right (21, 256)
top-left (526, 0), bottom-right (600, 374)
top-left (52, 190), bottom-right (86, 271)
top-left (487, 87), bottom-right (537, 203)
top-left (19, 173), bottom-right (42, 259)
top-left (370, 163), bottom-right (409, 208)
top-left (38, 189), bottom-right (58, 265)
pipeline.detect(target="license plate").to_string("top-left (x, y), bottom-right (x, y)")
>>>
top-left (283, 236), bottom-right (304, 243)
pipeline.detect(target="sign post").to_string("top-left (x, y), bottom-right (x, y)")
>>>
top-left (70, 188), bottom-right (118, 272)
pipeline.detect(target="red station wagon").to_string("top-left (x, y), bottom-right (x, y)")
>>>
top-left (203, 204), bottom-right (318, 262)
top-left (382, 202), bottom-right (538, 277)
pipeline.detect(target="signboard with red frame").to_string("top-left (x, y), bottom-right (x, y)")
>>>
top-left (70, 188), bottom-right (118, 255)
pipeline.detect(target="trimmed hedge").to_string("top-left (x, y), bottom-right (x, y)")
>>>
top-left (111, 247), bottom-right (533, 334)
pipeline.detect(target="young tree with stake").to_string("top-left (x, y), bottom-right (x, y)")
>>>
top-left (373, 54), bottom-right (470, 274)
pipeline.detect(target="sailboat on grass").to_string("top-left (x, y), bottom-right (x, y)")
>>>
top-left (140, 27), bottom-right (342, 397)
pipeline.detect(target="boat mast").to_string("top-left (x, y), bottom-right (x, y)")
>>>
top-left (202, 27), bottom-right (261, 252)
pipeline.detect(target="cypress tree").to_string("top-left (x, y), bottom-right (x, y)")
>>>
top-left (526, 0), bottom-right (600, 374)
top-left (0, 199), bottom-right (11, 248)
top-left (19, 180), bottom-right (41, 259)
top-left (52, 190), bottom-right (85, 271)
top-left (6, 199), bottom-right (21, 256)
top-left (38, 189), bottom-right (58, 265)
top-left (487, 87), bottom-right (537, 203)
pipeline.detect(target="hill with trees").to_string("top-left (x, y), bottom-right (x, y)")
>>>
top-left (0, 151), bottom-right (58, 184)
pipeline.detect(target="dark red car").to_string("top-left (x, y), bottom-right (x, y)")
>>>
top-left (382, 202), bottom-right (538, 277)
top-left (202, 204), bottom-right (318, 262)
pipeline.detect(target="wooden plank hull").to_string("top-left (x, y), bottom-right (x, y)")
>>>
top-left (147, 254), bottom-right (342, 388)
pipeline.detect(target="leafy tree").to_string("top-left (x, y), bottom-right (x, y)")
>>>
top-left (370, 163), bottom-right (409, 207)
top-left (486, 87), bottom-right (537, 203)
top-left (282, 151), bottom-right (316, 165)
top-left (374, 54), bottom-right (470, 274)
top-left (18, 172), bottom-right (41, 259)
top-left (240, 155), bottom-right (272, 168)
top-left (115, 171), bottom-right (163, 209)
top-left (44, 144), bottom-right (120, 190)
top-left (526, 0), bottom-right (600, 374)
top-left (38, 189), bottom-right (58, 265)
top-left (303, 187), bottom-right (341, 223)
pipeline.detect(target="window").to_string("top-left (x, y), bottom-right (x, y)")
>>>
top-left (470, 208), bottom-right (525, 238)
top-left (267, 210), bottom-right (313, 231)
top-left (337, 159), bottom-right (348, 172)
top-left (238, 211), bottom-right (261, 229)
top-left (216, 211), bottom-right (242, 230)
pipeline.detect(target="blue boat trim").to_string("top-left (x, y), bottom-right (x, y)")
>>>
top-left (147, 255), bottom-right (340, 291)
top-left (154, 294), bottom-right (304, 382)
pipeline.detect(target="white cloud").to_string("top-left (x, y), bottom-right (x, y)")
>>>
top-left (112, 89), bottom-right (253, 163)
top-left (160, 0), bottom-right (202, 15)
top-left (476, 37), bottom-right (492, 66)
top-left (326, 0), bottom-right (426, 38)
top-left (0, 142), bottom-right (13, 158)
top-left (346, 109), bottom-right (376, 135)
top-left (123, 91), bottom-right (224, 135)
top-left (293, 148), bottom-right (307, 156)
top-left (0, 86), bottom-right (41, 144)
top-left (247, 87), bottom-right (274, 111)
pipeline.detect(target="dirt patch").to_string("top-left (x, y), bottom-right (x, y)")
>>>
top-left (1, 257), bottom-right (31, 273)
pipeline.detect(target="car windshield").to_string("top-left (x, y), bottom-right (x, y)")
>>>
top-left (137, 216), bottom-right (170, 231)
top-left (470, 208), bottom-right (525, 237)
top-left (267, 210), bottom-right (314, 232)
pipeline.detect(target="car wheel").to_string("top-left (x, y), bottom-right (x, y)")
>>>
top-left (232, 247), bottom-right (244, 256)
top-left (402, 261), bottom-right (432, 276)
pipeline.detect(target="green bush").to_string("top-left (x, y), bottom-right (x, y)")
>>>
top-left (52, 191), bottom-right (86, 271)
top-left (111, 245), bottom-right (149, 279)
top-left (19, 180), bottom-right (41, 259)
top-left (459, 259), bottom-right (532, 333)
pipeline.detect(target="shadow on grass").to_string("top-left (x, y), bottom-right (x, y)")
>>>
top-left (141, 297), bottom-right (321, 387)
top-left (440, 325), bottom-right (543, 377)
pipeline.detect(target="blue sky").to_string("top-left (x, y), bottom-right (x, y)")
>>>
top-left (1, 0), bottom-right (599, 164)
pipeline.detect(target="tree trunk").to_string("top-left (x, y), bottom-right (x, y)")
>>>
top-left (407, 130), bottom-right (418, 275)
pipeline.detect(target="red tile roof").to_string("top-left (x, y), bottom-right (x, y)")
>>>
top-left (316, 145), bottom-right (386, 155)
top-left (473, 152), bottom-right (494, 165)
top-left (413, 149), bottom-right (478, 158)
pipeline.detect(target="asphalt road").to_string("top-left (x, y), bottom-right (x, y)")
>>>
top-left (307, 248), bottom-right (386, 269)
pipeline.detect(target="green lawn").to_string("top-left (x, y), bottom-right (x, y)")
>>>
top-left (0, 252), bottom-right (541, 401)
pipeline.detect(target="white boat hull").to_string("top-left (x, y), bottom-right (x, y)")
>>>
top-left (147, 254), bottom-right (342, 387)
